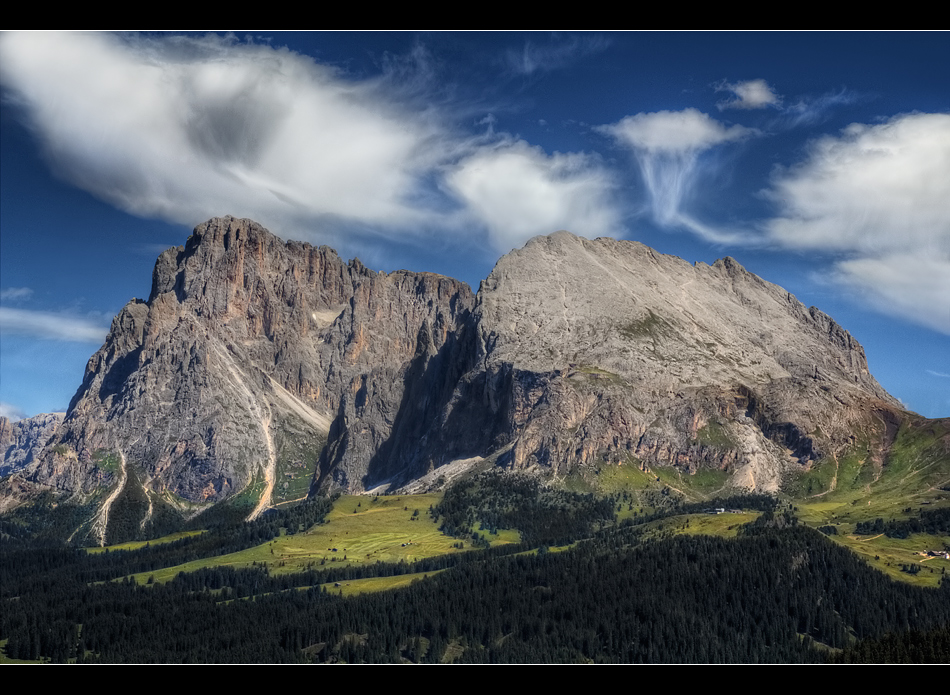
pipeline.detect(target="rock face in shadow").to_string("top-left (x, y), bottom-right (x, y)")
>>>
top-left (5, 219), bottom-right (908, 517)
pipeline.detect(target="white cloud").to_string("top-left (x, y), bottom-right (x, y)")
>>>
top-left (445, 140), bottom-right (620, 252)
top-left (0, 402), bottom-right (27, 422)
top-left (833, 254), bottom-right (950, 335)
top-left (0, 31), bottom-right (448, 238)
top-left (598, 109), bottom-right (755, 242)
top-left (599, 108), bottom-right (752, 154)
top-left (0, 32), bottom-right (627, 255)
top-left (764, 112), bottom-right (950, 334)
top-left (0, 307), bottom-right (109, 343)
top-left (766, 113), bottom-right (950, 253)
top-left (716, 79), bottom-right (780, 110)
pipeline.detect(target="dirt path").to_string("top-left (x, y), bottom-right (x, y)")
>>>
top-left (851, 533), bottom-right (885, 542)
top-left (644, 466), bottom-right (690, 499)
top-left (92, 451), bottom-right (127, 546)
top-left (272, 494), bottom-right (310, 507)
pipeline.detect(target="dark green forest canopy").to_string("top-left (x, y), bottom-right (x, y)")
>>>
top-left (3, 499), bottom-right (949, 663)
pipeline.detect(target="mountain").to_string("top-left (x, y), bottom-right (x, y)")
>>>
top-left (1, 217), bottom-right (913, 540)
top-left (0, 412), bottom-right (64, 513)
top-left (455, 232), bottom-right (900, 487)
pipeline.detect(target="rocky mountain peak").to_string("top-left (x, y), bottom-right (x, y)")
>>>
top-left (2, 220), bottom-right (912, 539)
top-left (479, 231), bottom-right (885, 394)
top-left (454, 230), bottom-right (902, 489)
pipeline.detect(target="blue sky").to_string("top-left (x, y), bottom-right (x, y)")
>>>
top-left (1, 31), bottom-right (948, 420)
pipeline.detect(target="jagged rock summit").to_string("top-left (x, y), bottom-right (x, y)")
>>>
top-left (3, 217), bottom-right (907, 539)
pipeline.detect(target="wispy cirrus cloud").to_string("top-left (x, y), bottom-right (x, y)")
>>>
top-left (784, 88), bottom-right (860, 127)
top-left (597, 108), bottom-right (755, 243)
top-left (0, 306), bottom-right (109, 343)
top-left (505, 35), bottom-right (610, 76)
top-left (0, 287), bottom-right (34, 301)
top-left (764, 112), bottom-right (950, 334)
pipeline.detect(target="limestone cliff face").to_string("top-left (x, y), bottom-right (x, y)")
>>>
top-left (7, 219), bottom-right (907, 521)
top-left (437, 232), bottom-right (902, 492)
top-left (18, 217), bottom-right (474, 511)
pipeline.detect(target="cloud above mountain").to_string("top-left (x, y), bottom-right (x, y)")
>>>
top-left (0, 32), bottom-right (446, 232)
top-left (0, 307), bottom-right (109, 343)
top-left (764, 112), bottom-right (950, 334)
top-left (598, 109), bottom-right (755, 243)
top-left (445, 140), bottom-right (619, 251)
top-left (600, 108), bottom-right (753, 153)
top-left (0, 31), bottom-right (621, 255)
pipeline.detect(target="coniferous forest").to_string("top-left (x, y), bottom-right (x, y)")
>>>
top-left (2, 485), bottom-right (949, 664)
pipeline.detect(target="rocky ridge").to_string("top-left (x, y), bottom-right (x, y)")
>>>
top-left (9, 217), bottom-right (473, 516)
top-left (2, 217), bottom-right (908, 534)
top-left (463, 232), bottom-right (900, 491)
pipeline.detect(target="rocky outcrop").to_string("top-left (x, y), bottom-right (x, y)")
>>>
top-left (15, 217), bottom-right (474, 512)
top-left (431, 232), bottom-right (902, 492)
top-left (1, 412), bottom-right (64, 476)
top-left (5, 219), bottom-right (908, 526)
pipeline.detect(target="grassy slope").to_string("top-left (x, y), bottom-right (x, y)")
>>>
top-left (99, 416), bottom-right (947, 591)
top-left (126, 493), bottom-right (517, 585)
top-left (85, 530), bottom-right (205, 554)
top-left (794, 418), bottom-right (949, 524)
top-left (556, 414), bottom-right (949, 587)
top-left (567, 415), bottom-right (948, 588)
top-left (562, 455), bottom-right (734, 525)
top-left (791, 417), bottom-right (950, 588)
top-left (321, 570), bottom-right (447, 597)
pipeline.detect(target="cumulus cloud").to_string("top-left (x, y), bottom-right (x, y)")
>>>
top-left (601, 108), bottom-right (752, 154)
top-left (766, 113), bottom-right (950, 253)
top-left (445, 140), bottom-right (620, 252)
top-left (0, 31), bottom-right (448, 238)
top-left (833, 254), bottom-right (950, 335)
top-left (0, 307), bottom-right (109, 343)
top-left (0, 32), bottom-right (626, 254)
top-left (598, 109), bottom-right (755, 243)
top-left (716, 79), bottom-right (781, 110)
top-left (765, 112), bottom-right (950, 334)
